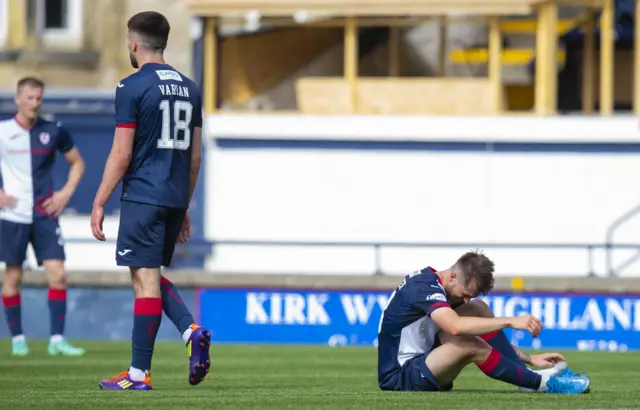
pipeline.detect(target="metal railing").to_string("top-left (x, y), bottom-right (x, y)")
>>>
top-left (605, 202), bottom-right (640, 277)
top-left (63, 238), bottom-right (640, 276)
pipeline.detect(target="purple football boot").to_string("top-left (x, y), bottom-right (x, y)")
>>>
top-left (187, 324), bottom-right (212, 385)
top-left (99, 371), bottom-right (152, 391)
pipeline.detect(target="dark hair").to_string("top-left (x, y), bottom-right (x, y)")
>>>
top-left (454, 250), bottom-right (495, 295)
top-left (17, 76), bottom-right (45, 91)
top-left (127, 11), bottom-right (170, 52)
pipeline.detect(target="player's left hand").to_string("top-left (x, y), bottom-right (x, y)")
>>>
top-left (42, 190), bottom-right (72, 217)
top-left (177, 211), bottom-right (192, 243)
top-left (91, 205), bottom-right (106, 241)
top-left (528, 353), bottom-right (567, 369)
top-left (42, 191), bottom-right (71, 218)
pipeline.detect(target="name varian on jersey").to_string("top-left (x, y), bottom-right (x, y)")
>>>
top-left (0, 117), bottom-right (74, 223)
top-left (114, 63), bottom-right (203, 209)
top-left (377, 266), bottom-right (451, 390)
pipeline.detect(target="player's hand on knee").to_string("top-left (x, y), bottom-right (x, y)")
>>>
top-left (509, 314), bottom-right (543, 337)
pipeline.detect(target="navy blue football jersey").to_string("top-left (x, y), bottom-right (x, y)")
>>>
top-left (377, 267), bottom-right (451, 390)
top-left (115, 63), bottom-right (203, 209)
top-left (0, 117), bottom-right (74, 223)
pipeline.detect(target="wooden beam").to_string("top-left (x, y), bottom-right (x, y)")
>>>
top-left (345, 17), bottom-right (359, 113)
top-left (600, 0), bottom-right (614, 116)
top-left (489, 17), bottom-right (503, 113)
top-left (437, 16), bottom-right (447, 76)
top-left (634, 0), bottom-right (640, 115)
top-left (535, 1), bottom-right (558, 115)
top-left (185, 0), bottom-right (537, 18)
top-left (449, 48), bottom-right (566, 65)
top-left (546, 1), bottom-right (558, 114)
top-left (219, 14), bottom-right (559, 28)
top-left (534, 3), bottom-right (548, 115)
top-left (204, 17), bottom-right (218, 114)
top-left (388, 24), bottom-right (401, 76)
top-left (582, 7), bottom-right (595, 114)
top-left (7, 0), bottom-right (27, 49)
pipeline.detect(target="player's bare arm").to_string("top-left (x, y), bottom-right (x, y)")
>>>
top-left (512, 344), bottom-right (566, 368)
top-left (430, 306), bottom-right (543, 337)
top-left (177, 126), bottom-right (203, 244)
top-left (91, 127), bottom-right (135, 241)
top-left (188, 126), bottom-right (202, 202)
top-left (42, 147), bottom-right (85, 217)
top-left (0, 149), bottom-right (16, 208)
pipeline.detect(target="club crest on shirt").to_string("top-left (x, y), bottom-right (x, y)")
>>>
top-left (39, 132), bottom-right (50, 145)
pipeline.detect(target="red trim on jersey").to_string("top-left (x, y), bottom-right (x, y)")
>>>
top-left (429, 301), bottom-right (450, 309)
top-left (433, 272), bottom-right (444, 286)
top-left (14, 115), bottom-right (32, 131)
top-left (6, 148), bottom-right (52, 155)
top-left (116, 123), bottom-right (136, 128)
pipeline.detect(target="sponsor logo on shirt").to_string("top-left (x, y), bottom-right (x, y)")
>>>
top-left (155, 70), bottom-right (182, 82)
top-left (426, 293), bottom-right (447, 302)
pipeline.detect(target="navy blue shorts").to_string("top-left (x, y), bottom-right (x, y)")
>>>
top-left (389, 353), bottom-right (441, 391)
top-left (0, 217), bottom-right (65, 266)
top-left (116, 201), bottom-right (186, 268)
top-left (389, 336), bottom-right (454, 392)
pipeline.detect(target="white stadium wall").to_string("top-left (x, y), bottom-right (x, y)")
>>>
top-left (204, 115), bottom-right (640, 277)
top-left (10, 115), bottom-right (640, 277)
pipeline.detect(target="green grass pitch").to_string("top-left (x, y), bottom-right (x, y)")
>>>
top-left (0, 341), bottom-right (638, 409)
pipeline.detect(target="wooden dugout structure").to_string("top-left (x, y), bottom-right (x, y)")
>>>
top-left (186, 0), bottom-right (632, 116)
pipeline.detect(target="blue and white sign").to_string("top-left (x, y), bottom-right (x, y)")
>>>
top-left (199, 288), bottom-right (390, 346)
top-left (198, 288), bottom-right (640, 350)
top-left (482, 292), bottom-right (640, 352)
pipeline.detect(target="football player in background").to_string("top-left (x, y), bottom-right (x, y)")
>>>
top-left (91, 11), bottom-right (210, 391)
top-left (377, 251), bottom-right (591, 394)
top-left (0, 77), bottom-right (86, 357)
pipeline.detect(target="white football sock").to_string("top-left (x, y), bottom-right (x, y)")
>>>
top-left (520, 362), bottom-right (568, 393)
top-left (537, 374), bottom-right (550, 392)
top-left (128, 367), bottom-right (147, 381)
top-left (12, 334), bottom-right (25, 343)
top-left (182, 326), bottom-right (194, 344)
top-left (50, 334), bottom-right (64, 344)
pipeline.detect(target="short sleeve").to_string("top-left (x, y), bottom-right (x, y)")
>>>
top-left (115, 81), bottom-right (137, 128)
top-left (56, 122), bottom-right (74, 153)
top-left (413, 287), bottom-right (450, 317)
top-left (193, 88), bottom-right (203, 128)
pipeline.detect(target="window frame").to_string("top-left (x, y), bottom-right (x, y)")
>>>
top-left (40, 0), bottom-right (84, 50)
top-left (0, 0), bottom-right (8, 49)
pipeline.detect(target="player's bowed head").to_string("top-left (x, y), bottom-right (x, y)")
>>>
top-left (431, 251), bottom-right (543, 338)
top-left (439, 250), bottom-right (495, 308)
